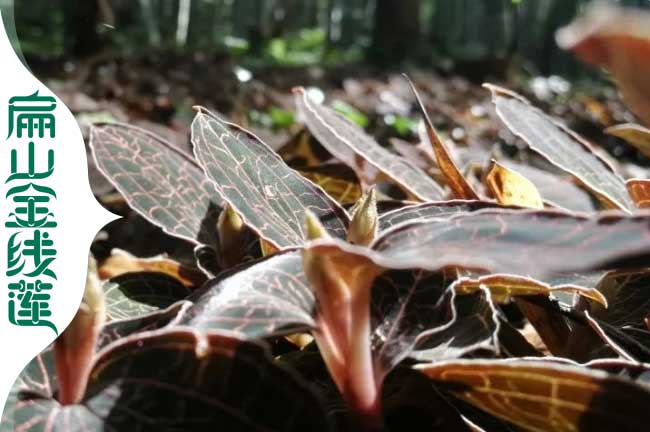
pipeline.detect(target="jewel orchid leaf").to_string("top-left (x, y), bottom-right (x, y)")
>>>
top-left (417, 359), bottom-right (650, 432)
top-left (181, 252), bottom-right (316, 338)
top-left (370, 209), bottom-right (650, 278)
top-left (90, 123), bottom-right (221, 246)
top-left (191, 109), bottom-right (350, 249)
top-left (486, 85), bottom-right (634, 212)
top-left (2, 330), bottom-right (333, 432)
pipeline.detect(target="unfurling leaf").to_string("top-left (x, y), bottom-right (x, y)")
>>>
top-left (54, 258), bottom-right (105, 405)
top-left (486, 161), bottom-right (544, 209)
top-left (605, 123), bottom-right (650, 158)
top-left (557, 3), bottom-right (650, 126)
top-left (406, 76), bottom-right (479, 200)
top-left (192, 108), bottom-right (349, 250)
top-left (302, 240), bottom-right (384, 426)
top-left (348, 186), bottom-right (379, 246)
top-left (417, 359), bottom-right (650, 432)
top-left (217, 203), bottom-right (246, 268)
top-left (453, 274), bottom-right (607, 307)
top-left (90, 123), bottom-right (221, 246)
top-left (486, 85), bottom-right (634, 212)
top-left (626, 179), bottom-right (650, 209)
top-left (294, 87), bottom-right (446, 201)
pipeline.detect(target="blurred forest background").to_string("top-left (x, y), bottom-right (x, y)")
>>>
top-left (5, 0), bottom-right (650, 76)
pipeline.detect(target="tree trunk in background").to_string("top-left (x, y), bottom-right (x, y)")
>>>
top-left (370, 0), bottom-right (420, 64)
top-left (63, 0), bottom-right (100, 58)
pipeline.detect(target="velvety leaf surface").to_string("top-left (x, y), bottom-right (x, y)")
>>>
top-left (371, 209), bottom-right (650, 278)
top-left (4, 330), bottom-right (333, 432)
top-left (181, 252), bottom-right (316, 338)
top-left (487, 85), bottom-right (634, 212)
top-left (377, 200), bottom-right (504, 232)
top-left (417, 359), bottom-right (650, 432)
top-left (103, 271), bottom-right (191, 321)
top-left (1, 308), bottom-right (187, 432)
top-left (90, 123), bottom-right (221, 245)
top-left (192, 110), bottom-right (349, 249)
top-left (294, 88), bottom-right (446, 201)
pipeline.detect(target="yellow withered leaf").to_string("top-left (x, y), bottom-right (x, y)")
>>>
top-left (406, 76), bottom-right (480, 200)
top-left (605, 123), bottom-right (650, 158)
top-left (486, 161), bottom-right (544, 209)
top-left (98, 249), bottom-right (206, 288)
top-left (626, 179), bottom-right (650, 209)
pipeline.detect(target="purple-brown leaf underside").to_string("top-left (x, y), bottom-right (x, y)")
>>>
top-left (487, 85), bottom-right (634, 212)
top-left (294, 88), bottom-right (446, 201)
top-left (3, 330), bottom-right (333, 432)
top-left (417, 359), bottom-right (650, 432)
top-left (181, 252), bottom-right (317, 338)
top-left (90, 123), bottom-right (221, 246)
top-left (192, 110), bottom-right (349, 249)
